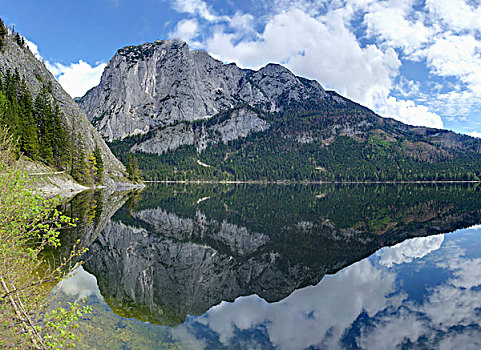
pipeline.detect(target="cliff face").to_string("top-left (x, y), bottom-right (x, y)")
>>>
top-left (78, 39), bottom-right (327, 143)
top-left (0, 31), bottom-right (131, 186)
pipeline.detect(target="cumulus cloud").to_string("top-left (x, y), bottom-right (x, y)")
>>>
top-left (378, 96), bottom-right (444, 128)
top-left (171, 0), bottom-right (221, 22)
top-left (363, 0), bottom-right (434, 54)
top-left (57, 266), bottom-right (103, 300)
top-left (46, 60), bottom-right (106, 98)
top-left (22, 38), bottom-right (106, 98)
top-left (189, 259), bottom-right (399, 350)
top-left (425, 0), bottom-right (481, 33)
top-left (205, 8), bottom-right (401, 109)
top-left (379, 234), bottom-right (445, 267)
top-left (24, 39), bottom-right (41, 60)
top-left (196, 6), bottom-right (445, 129)
top-left (169, 18), bottom-right (200, 43)
top-left (175, 229), bottom-right (481, 349)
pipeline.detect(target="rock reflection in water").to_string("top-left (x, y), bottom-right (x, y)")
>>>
top-left (81, 183), bottom-right (481, 328)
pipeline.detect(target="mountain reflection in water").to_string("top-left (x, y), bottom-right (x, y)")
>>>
top-left (57, 184), bottom-right (481, 349)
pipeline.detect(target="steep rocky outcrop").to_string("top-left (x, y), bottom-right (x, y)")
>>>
top-left (78, 39), bottom-right (326, 143)
top-left (0, 31), bottom-right (131, 186)
top-left (130, 108), bottom-right (270, 154)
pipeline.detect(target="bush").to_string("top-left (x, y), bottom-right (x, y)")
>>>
top-left (0, 127), bottom-right (90, 348)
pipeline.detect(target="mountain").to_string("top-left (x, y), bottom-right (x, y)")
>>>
top-left (0, 22), bottom-right (133, 187)
top-left (78, 39), bottom-right (481, 182)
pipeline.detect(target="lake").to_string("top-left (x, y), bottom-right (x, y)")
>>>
top-left (53, 183), bottom-right (481, 349)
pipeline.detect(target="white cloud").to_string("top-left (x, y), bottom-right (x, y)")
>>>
top-left (363, 0), bottom-right (434, 54)
top-left (379, 234), bottom-right (445, 267)
top-left (24, 39), bottom-right (41, 60)
top-left (467, 131), bottom-right (481, 138)
top-left (22, 38), bottom-right (106, 98)
top-left (171, 0), bottom-right (222, 22)
top-left (228, 12), bottom-right (255, 33)
top-left (57, 266), bottom-right (103, 300)
top-left (427, 90), bottom-right (480, 120)
top-left (379, 96), bottom-right (444, 129)
top-left (425, 0), bottom-right (481, 33)
top-left (205, 8), bottom-right (401, 109)
top-left (195, 258), bottom-right (399, 350)
top-left (46, 60), bottom-right (107, 98)
top-left (200, 7), bottom-right (445, 129)
top-left (177, 229), bottom-right (481, 348)
top-left (419, 34), bottom-right (481, 83)
top-left (169, 18), bottom-right (200, 43)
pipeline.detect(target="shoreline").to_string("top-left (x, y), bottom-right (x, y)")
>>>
top-left (144, 180), bottom-right (481, 185)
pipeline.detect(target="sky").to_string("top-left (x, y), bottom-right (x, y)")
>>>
top-left (1, 0), bottom-right (481, 136)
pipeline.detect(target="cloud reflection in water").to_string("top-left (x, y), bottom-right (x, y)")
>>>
top-left (174, 228), bottom-right (481, 349)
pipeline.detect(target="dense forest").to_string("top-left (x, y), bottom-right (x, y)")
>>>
top-left (0, 19), bottom-right (103, 185)
top-left (109, 100), bottom-right (481, 182)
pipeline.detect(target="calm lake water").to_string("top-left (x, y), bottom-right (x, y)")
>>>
top-left (54, 184), bottom-right (481, 349)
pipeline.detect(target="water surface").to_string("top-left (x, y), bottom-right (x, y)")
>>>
top-left (56, 184), bottom-right (481, 349)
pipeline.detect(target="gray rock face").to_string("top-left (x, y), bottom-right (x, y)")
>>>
top-left (130, 108), bottom-right (270, 155)
top-left (0, 33), bottom-right (130, 185)
top-left (78, 39), bottom-right (326, 142)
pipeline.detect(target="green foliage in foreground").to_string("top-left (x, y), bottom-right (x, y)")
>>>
top-left (0, 127), bottom-right (91, 348)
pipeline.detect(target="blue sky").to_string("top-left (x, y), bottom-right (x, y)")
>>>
top-left (2, 0), bottom-right (481, 136)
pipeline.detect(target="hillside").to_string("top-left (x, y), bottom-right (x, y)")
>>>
top-left (0, 20), bottom-right (135, 187)
top-left (78, 39), bottom-right (481, 182)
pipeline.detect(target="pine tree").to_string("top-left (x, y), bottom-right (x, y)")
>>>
top-left (126, 153), bottom-right (134, 180)
top-left (15, 33), bottom-right (24, 47)
top-left (34, 86), bottom-right (54, 164)
top-left (126, 153), bottom-right (142, 183)
top-left (70, 132), bottom-right (89, 185)
top-left (0, 18), bottom-right (7, 50)
top-left (85, 150), bottom-right (98, 185)
top-left (132, 156), bottom-right (142, 182)
top-left (93, 145), bottom-right (104, 182)
top-left (18, 85), bottom-right (39, 159)
top-left (51, 103), bottom-right (68, 168)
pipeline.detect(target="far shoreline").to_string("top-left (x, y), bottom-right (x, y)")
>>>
top-left (143, 180), bottom-right (481, 185)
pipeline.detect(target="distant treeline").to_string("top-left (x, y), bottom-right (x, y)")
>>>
top-left (108, 113), bottom-right (481, 183)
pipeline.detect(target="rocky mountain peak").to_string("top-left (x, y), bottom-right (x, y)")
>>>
top-left (78, 39), bottom-right (327, 141)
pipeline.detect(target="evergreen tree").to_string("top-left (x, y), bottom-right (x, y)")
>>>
top-left (34, 86), bottom-right (54, 164)
top-left (126, 153), bottom-right (142, 182)
top-left (85, 150), bottom-right (98, 186)
top-left (93, 145), bottom-right (104, 182)
top-left (18, 84), bottom-right (39, 159)
top-left (51, 103), bottom-right (68, 168)
top-left (70, 133), bottom-right (89, 185)
top-left (15, 33), bottom-right (24, 47)
top-left (0, 18), bottom-right (7, 50)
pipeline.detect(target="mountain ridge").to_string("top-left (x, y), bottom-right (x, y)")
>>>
top-left (78, 39), bottom-right (481, 182)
